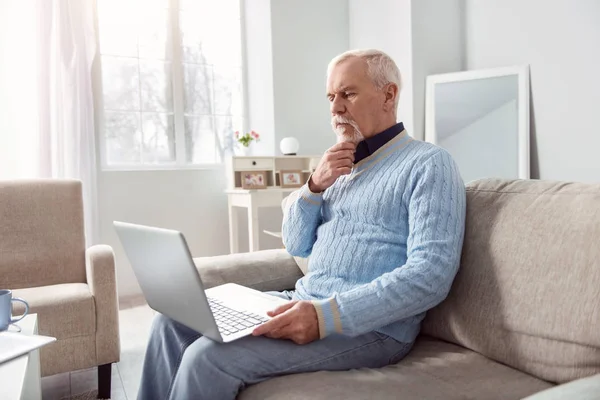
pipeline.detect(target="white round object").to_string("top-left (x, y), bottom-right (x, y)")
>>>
top-left (279, 137), bottom-right (300, 155)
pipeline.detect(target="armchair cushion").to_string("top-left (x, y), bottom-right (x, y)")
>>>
top-left (12, 283), bottom-right (100, 376)
top-left (12, 283), bottom-right (95, 340)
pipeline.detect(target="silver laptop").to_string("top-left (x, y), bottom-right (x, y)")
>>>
top-left (113, 221), bottom-right (289, 343)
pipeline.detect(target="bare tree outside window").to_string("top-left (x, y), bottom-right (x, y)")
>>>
top-left (97, 0), bottom-right (243, 168)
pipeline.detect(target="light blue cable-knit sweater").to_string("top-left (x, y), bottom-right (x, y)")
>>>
top-left (282, 130), bottom-right (466, 343)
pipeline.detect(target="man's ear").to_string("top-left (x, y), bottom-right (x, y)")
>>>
top-left (383, 83), bottom-right (398, 111)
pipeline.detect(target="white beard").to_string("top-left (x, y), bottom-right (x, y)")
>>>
top-left (331, 117), bottom-right (364, 144)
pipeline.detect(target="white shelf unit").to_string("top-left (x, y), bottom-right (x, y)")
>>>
top-left (226, 155), bottom-right (321, 190)
top-left (225, 155), bottom-right (321, 253)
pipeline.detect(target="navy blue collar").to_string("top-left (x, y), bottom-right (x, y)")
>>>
top-left (354, 122), bottom-right (404, 164)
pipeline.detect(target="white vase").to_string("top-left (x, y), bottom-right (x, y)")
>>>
top-left (235, 145), bottom-right (250, 157)
top-left (280, 137), bottom-right (300, 155)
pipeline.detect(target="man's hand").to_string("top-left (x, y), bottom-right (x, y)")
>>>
top-left (309, 142), bottom-right (356, 193)
top-left (252, 300), bottom-right (320, 345)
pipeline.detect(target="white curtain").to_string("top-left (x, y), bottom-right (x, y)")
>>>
top-left (0, 0), bottom-right (39, 179)
top-left (36, 0), bottom-right (100, 245)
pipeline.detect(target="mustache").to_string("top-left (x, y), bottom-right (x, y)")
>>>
top-left (331, 116), bottom-right (364, 144)
top-left (331, 116), bottom-right (359, 129)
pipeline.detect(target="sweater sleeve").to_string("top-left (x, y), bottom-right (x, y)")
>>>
top-left (281, 182), bottom-right (324, 258)
top-left (311, 150), bottom-right (466, 338)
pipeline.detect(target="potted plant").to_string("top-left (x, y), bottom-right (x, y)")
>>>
top-left (234, 130), bottom-right (260, 156)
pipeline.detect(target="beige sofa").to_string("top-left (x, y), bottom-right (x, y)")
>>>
top-left (193, 178), bottom-right (600, 399)
top-left (0, 180), bottom-right (120, 399)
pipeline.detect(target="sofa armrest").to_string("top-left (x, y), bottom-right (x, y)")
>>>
top-left (522, 374), bottom-right (600, 400)
top-left (85, 244), bottom-right (120, 365)
top-left (193, 249), bottom-right (303, 292)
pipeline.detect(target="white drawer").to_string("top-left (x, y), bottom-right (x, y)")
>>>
top-left (233, 158), bottom-right (274, 170)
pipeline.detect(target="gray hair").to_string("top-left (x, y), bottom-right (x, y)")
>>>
top-left (327, 49), bottom-right (402, 110)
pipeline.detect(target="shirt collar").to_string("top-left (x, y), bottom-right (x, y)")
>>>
top-left (354, 122), bottom-right (405, 164)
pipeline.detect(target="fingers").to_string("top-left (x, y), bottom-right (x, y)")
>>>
top-left (316, 163), bottom-right (352, 189)
top-left (328, 142), bottom-right (357, 153)
top-left (330, 158), bottom-right (353, 169)
top-left (328, 158), bottom-right (353, 179)
top-left (311, 143), bottom-right (356, 192)
top-left (327, 149), bottom-right (355, 160)
top-left (267, 301), bottom-right (296, 317)
top-left (252, 312), bottom-right (293, 336)
top-left (336, 150), bottom-right (356, 162)
top-left (337, 167), bottom-right (352, 176)
top-left (325, 150), bottom-right (354, 167)
top-left (264, 329), bottom-right (283, 339)
top-left (264, 326), bottom-right (290, 339)
top-left (253, 301), bottom-right (319, 344)
top-left (264, 323), bottom-right (302, 341)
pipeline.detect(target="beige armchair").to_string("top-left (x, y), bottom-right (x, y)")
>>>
top-left (0, 179), bottom-right (120, 399)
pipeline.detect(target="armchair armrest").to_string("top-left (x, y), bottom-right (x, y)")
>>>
top-left (193, 249), bottom-right (303, 292)
top-left (85, 244), bottom-right (120, 365)
top-left (522, 374), bottom-right (600, 400)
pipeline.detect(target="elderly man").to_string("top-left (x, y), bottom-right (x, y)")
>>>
top-left (137, 49), bottom-right (466, 400)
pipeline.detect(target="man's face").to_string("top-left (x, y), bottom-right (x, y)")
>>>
top-left (327, 57), bottom-right (387, 144)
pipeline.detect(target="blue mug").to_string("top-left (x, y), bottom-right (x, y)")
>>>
top-left (0, 289), bottom-right (29, 331)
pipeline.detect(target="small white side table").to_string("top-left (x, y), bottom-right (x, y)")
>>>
top-left (226, 188), bottom-right (295, 253)
top-left (0, 314), bottom-right (42, 400)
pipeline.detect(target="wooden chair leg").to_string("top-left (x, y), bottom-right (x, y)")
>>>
top-left (98, 363), bottom-right (112, 399)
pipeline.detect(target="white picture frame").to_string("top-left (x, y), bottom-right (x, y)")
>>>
top-left (280, 170), bottom-right (303, 188)
top-left (241, 170), bottom-right (267, 189)
top-left (425, 65), bottom-right (530, 180)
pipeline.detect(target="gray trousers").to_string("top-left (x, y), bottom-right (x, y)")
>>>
top-left (137, 291), bottom-right (413, 400)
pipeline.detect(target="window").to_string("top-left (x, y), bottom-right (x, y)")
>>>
top-left (97, 0), bottom-right (244, 168)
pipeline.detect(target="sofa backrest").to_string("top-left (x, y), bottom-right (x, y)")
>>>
top-left (421, 178), bottom-right (600, 384)
top-left (0, 179), bottom-right (87, 289)
top-left (281, 191), bottom-right (310, 275)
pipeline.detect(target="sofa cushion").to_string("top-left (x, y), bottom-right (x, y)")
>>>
top-left (522, 373), bottom-right (600, 400)
top-left (12, 283), bottom-right (96, 340)
top-left (421, 178), bottom-right (600, 384)
top-left (239, 336), bottom-right (553, 400)
top-left (194, 250), bottom-right (303, 291)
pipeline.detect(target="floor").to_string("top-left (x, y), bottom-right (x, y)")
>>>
top-left (41, 296), bottom-right (155, 400)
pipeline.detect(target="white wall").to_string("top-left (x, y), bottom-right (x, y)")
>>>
top-left (243, 0), bottom-right (276, 156)
top-left (98, 169), bottom-right (231, 296)
top-left (98, 168), bottom-right (285, 298)
top-left (349, 0), bottom-right (414, 134)
top-left (465, 0), bottom-right (600, 182)
top-left (411, 0), bottom-right (464, 140)
top-left (348, 0), bottom-right (463, 140)
top-left (271, 0), bottom-right (349, 156)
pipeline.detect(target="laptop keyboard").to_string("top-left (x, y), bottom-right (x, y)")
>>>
top-left (207, 297), bottom-right (269, 337)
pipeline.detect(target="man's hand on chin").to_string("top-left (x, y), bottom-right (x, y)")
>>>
top-left (252, 300), bottom-right (320, 345)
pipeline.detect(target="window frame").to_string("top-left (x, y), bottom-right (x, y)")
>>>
top-left (93, 0), bottom-right (248, 172)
